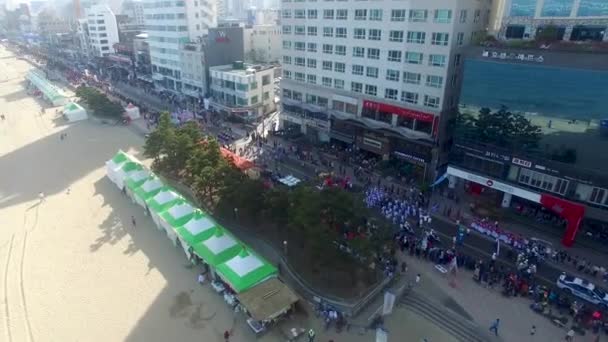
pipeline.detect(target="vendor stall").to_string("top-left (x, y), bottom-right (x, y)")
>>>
top-left (124, 170), bottom-right (152, 200)
top-left (215, 249), bottom-right (278, 293)
top-left (278, 175), bottom-right (301, 187)
top-left (238, 278), bottom-right (299, 334)
top-left (111, 161), bottom-right (144, 191)
top-left (63, 102), bottom-right (88, 122)
top-left (105, 150), bottom-right (131, 184)
top-left (26, 69), bottom-right (69, 106)
top-left (158, 199), bottom-right (195, 245)
top-left (130, 176), bottom-right (163, 208)
top-left (145, 188), bottom-right (182, 230)
top-left (192, 227), bottom-right (242, 272)
top-left (174, 211), bottom-right (217, 259)
top-left (124, 103), bottom-right (140, 120)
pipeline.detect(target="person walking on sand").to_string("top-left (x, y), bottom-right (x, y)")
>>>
top-left (131, 216), bottom-right (136, 228)
top-left (489, 318), bottom-right (500, 336)
top-left (38, 192), bottom-right (45, 202)
top-left (530, 325), bottom-right (536, 336)
top-left (223, 330), bottom-right (230, 341)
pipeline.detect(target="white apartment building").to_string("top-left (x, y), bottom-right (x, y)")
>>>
top-left (179, 42), bottom-right (207, 97)
top-left (122, 0), bottom-right (146, 26)
top-left (280, 0), bottom-right (491, 180)
top-left (209, 61), bottom-right (277, 120)
top-left (85, 4), bottom-right (120, 57)
top-left (492, 0), bottom-right (608, 41)
top-left (244, 24), bottom-right (281, 62)
top-left (143, 0), bottom-right (217, 92)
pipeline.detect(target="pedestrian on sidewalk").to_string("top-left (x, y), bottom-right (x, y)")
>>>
top-left (489, 318), bottom-right (500, 336)
top-left (530, 325), bottom-right (536, 336)
top-left (307, 328), bottom-right (316, 342)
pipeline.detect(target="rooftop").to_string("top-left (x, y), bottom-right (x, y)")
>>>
top-left (210, 62), bottom-right (275, 75)
top-left (478, 35), bottom-right (608, 54)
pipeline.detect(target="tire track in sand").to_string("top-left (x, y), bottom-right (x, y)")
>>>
top-left (19, 231), bottom-right (35, 342)
top-left (2, 234), bottom-right (15, 342)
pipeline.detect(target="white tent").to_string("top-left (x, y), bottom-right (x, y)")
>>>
top-left (63, 102), bottom-right (87, 122)
top-left (124, 103), bottom-right (140, 120)
top-left (159, 202), bottom-right (195, 245)
top-left (278, 175), bottom-right (301, 187)
top-left (111, 162), bottom-right (143, 190)
top-left (132, 177), bottom-right (163, 207)
top-left (105, 151), bottom-right (131, 186)
top-left (148, 190), bottom-right (181, 229)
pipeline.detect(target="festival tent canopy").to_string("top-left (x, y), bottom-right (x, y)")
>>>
top-left (215, 248), bottom-right (278, 293)
top-left (63, 102), bottom-right (87, 122)
top-left (112, 161), bottom-right (144, 190)
top-left (26, 69), bottom-right (68, 105)
top-left (192, 227), bottom-right (242, 267)
top-left (278, 175), bottom-right (301, 187)
top-left (146, 188), bottom-right (182, 214)
top-left (124, 169), bottom-right (153, 192)
top-left (131, 176), bottom-right (163, 207)
top-left (174, 210), bottom-right (217, 247)
top-left (237, 278), bottom-right (298, 321)
top-left (124, 103), bottom-right (140, 120)
top-left (105, 150), bottom-right (130, 177)
top-left (160, 199), bottom-right (196, 228)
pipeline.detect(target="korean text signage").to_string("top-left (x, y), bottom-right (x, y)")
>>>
top-left (512, 157), bottom-right (532, 168)
top-left (482, 50), bottom-right (544, 63)
top-left (447, 166), bottom-right (541, 203)
top-left (363, 100), bottom-right (435, 123)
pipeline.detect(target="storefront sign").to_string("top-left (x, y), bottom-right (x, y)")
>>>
top-left (540, 194), bottom-right (585, 247)
top-left (362, 100), bottom-right (435, 123)
top-left (482, 50), bottom-right (544, 63)
top-left (215, 31), bottom-right (230, 43)
top-left (447, 166), bottom-right (541, 203)
top-left (393, 151), bottom-right (426, 166)
top-left (363, 137), bottom-right (382, 149)
top-left (512, 157), bottom-right (532, 168)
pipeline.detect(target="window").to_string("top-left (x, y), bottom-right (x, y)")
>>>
top-left (426, 75), bottom-right (443, 88)
top-left (589, 187), bottom-right (608, 206)
top-left (323, 9), bottom-right (334, 19)
top-left (353, 47), bottom-right (365, 57)
top-left (431, 33), bottom-right (449, 46)
top-left (403, 72), bottom-right (421, 84)
top-left (295, 72), bottom-right (305, 82)
top-left (351, 82), bottom-right (363, 93)
top-left (355, 9), bottom-right (367, 20)
top-left (391, 9), bottom-right (406, 21)
top-left (474, 9), bottom-right (480, 23)
top-left (249, 95), bottom-right (258, 105)
top-left (282, 25), bottom-right (292, 34)
top-left (308, 9), bottom-right (318, 19)
top-left (308, 26), bottom-right (317, 36)
top-left (354, 28), bottom-right (366, 39)
top-left (282, 9), bottom-right (291, 18)
top-left (519, 168), bottom-right (569, 195)
top-left (322, 77), bottom-right (332, 87)
top-left (335, 45), bottom-right (346, 55)
top-left (434, 9), bottom-right (452, 23)
top-left (389, 30), bottom-right (404, 42)
top-left (295, 9), bottom-right (305, 18)
top-left (429, 54), bottom-right (446, 67)
top-left (457, 32), bottom-right (464, 46)
top-left (283, 89), bottom-right (292, 98)
top-left (336, 9), bottom-right (348, 20)
top-left (294, 41), bottom-right (305, 51)
top-left (283, 41), bottom-right (292, 49)
top-left (283, 56), bottom-right (292, 64)
top-left (405, 52), bottom-right (423, 64)
top-left (459, 9), bottom-right (467, 23)
top-left (367, 48), bottom-right (380, 59)
top-left (283, 70), bottom-right (292, 79)
top-left (263, 75), bottom-right (271, 85)
top-left (323, 44), bottom-right (333, 54)
top-left (365, 84), bottom-right (377, 96)
top-left (352, 64), bottom-right (363, 75)
top-left (323, 27), bottom-right (333, 37)
top-left (307, 74), bottom-right (317, 84)
top-left (423, 95), bottom-right (440, 108)
top-left (386, 69), bottom-right (400, 81)
top-left (409, 9), bottom-right (428, 22)
top-left (407, 31), bottom-right (426, 44)
top-left (334, 79), bottom-right (345, 89)
top-left (307, 42), bottom-right (317, 52)
top-left (368, 29), bottom-right (381, 41)
top-left (263, 92), bottom-right (270, 100)
top-left (336, 27), bottom-right (347, 38)
top-left (295, 25), bottom-right (305, 35)
top-left (385, 88), bottom-right (398, 100)
top-left (366, 66), bottom-right (378, 78)
top-left (323, 60), bottom-right (333, 70)
top-left (401, 91), bottom-right (418, 104)
top-left (387, 50), bottom-right (402, 62)
top-left (334, 62), bottom-right (345, 73)
top-left (369, 9), bottom-right (382, 21)
top-left (295, 57), bottom-right (305, 66)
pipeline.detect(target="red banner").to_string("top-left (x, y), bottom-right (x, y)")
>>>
top-left (540, 194), bottom-right (585, 247)
top-left (362, 100), bottom-right (435, 123)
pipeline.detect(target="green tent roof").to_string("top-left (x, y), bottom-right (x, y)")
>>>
top-left (121, 161), bottom-right (143, 173)
top-left (159, 198), bottom-right (196, 229)
top-left (145, 188), bottom-right (181, 214)
top-left (215, 249), bottom-right (278, 293)
top-left (174, 210), bottom-right (218, 247)
top-left (111, 151), bottom-right (129, 164)
top-left (132, 177), bottom-right (164, 202)
top-left (125, 172), bottom-right (155, 192)
top-left (191, 227), bottom-right (242, 267)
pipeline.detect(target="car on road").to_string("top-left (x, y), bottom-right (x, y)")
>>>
top-left (557, 273), bottom-right (608, 307)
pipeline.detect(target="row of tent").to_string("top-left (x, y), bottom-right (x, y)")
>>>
top-left (26, 69), bottom-right (69, 106)
top-left (105, 150), bottom-right (278, 293)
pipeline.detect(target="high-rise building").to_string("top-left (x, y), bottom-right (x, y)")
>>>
top-left (84, 4), bottom-right (120, 57)
top-left (143, 0), bottom-right (217, 92)
top-left (122, 0), bottom-right (145, 26)
top-left (280, 0), bottom-right (492, 181)
top-left (493, 0), bottom-right (608, 41)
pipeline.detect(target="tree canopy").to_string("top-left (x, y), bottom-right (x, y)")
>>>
top-left (75, 86), bottom-right (123, 118)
